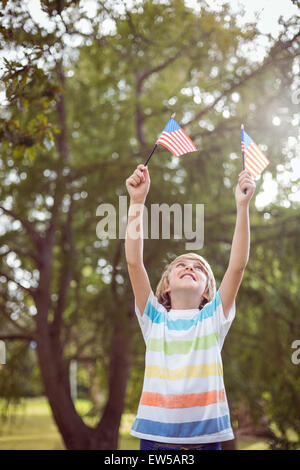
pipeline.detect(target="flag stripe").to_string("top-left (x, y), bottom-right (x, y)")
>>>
top-left (157, 133), bottom-right (180, 156)
top-left (156, 118), bottom-right (197, 157)
top-left (246, 146), bottom-right (266, 170)
top-left (245, 148), bottom-right (265, 173)
top-left (251, 141), bottom-right (270, 163)
top-left (179, 129), bottom-right (196, 151)
top-left (241, 130), bottom-right (269, 180)
top-left (245, 161), bottom-right (260, 179)
top-left (245, 158), bottom-right (263, 178)
top-left (245, 158), bottom-right (261, 179)
top-left (157, 133), bottom-right (181, 156)
top-left (171, 131), bottom-right (190, 154)
top-left (246, 145), bottom-right (268, 169)
top-left (140, 389), bottom-right (226, 409)
top-left (174, 129), bottom-right (195, 153)
top-left (159, 132), bottom-right (187, 155)
top-left (245, 145), bottom-right (269, 176)
top-left (180, 129), bottom-right (197, 150)
top-left (166, 131), bottom-right (188, 155)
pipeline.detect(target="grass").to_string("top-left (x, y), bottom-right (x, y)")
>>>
top-left (0, 397), bottom-right (270, 450)
top-left (0, 398), bottom-right (64, 450)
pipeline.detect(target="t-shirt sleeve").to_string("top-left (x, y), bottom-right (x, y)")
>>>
top-left (134, 289), bottom-right (166, 344)
top-left (210, 288), bottom-right (236, 349)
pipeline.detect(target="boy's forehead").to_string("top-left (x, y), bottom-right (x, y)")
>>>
top-left (171, 256), bottom-right (204, 266)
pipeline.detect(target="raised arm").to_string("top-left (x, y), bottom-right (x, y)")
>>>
top-left (125, 164), bottom-right (151, 316)
top-left (219, 170), bottom-right (256, 318)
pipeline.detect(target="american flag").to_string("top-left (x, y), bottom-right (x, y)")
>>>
top-left (156, 118), bottom-right (197, 157)
top-left (241, 128), bottom-right (270, 180)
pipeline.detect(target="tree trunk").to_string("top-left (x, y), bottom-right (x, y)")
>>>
top-left (36, 266), bottom-right (133, 449)
top-left (88, 317), bottom-right (133, 449)
top-left (36, 328), bottom-right (92, 449)
top-left (35, 236), bottom-right (92, 449)
top-left (221, 438), bottom-right (236, 450)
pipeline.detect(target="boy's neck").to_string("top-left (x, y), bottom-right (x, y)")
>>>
top-left (170, 291), bottom-right (202, 310)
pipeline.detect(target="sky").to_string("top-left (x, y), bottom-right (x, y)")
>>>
top-left (199, 0), bottom-right (298, 36)
top-left (1, 0), bottom-right (299, 209)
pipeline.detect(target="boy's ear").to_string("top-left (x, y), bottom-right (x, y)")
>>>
top-left (202, 290), bottom-right (209, 301)
top-left (165, 283), bottom-right (170, 294)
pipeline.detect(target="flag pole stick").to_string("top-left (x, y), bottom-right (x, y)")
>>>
top-left (241, 124), bottom-right (245, 170)
top-left (143, 113), bottom-right (176, 166)
top-left (144, 144), bottom-right (158, 166)
top-left (241, 124), bottom-right (247, 194)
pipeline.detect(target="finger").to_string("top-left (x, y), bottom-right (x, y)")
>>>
top-left (143, 166), bottom-right (149, 181)
top-left (241, 180), bottom-right (255, 193)
top-left (242, 177), bottom-right (255, 188)
top-left (137, 164), bottom-right (146, 171)
top-left (239, 170), bottom-right (252, 178)
top-left (239, 170), bottom-right (252, 179)
top-left (239, 174), bottom-right (253, 186)
top-left (131, 174), bottom-right (141, 185)
top-left (137, 172), bottom-right (145, 184)
top-left (137, 165), bottom-right (147, 181)
top-left (128, 176), bottom-right (139, 187)
top-left (135, 169), bottom-right (145, 180)
top-left (240, 179), bottom-right (251, 190)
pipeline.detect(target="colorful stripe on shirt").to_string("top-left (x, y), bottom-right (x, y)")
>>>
top-left (147, 333), bottom-right (219, 355)
top-left (140, 389), bottom-right (226, 408)
top-left (132, 415), bottom-right (230, 438)
top-left (145, 362), bottom-right (223, 380)
top-left (143, 292), bottom-right (222, 328)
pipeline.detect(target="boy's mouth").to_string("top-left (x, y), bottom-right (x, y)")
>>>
top-left (180, 273), bottom-right (196, 281)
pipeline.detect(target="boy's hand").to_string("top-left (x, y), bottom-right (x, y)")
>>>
top-left (126, 164), bottom-right (150, 204)
top-left (235, 170), bottom-right (256, 207)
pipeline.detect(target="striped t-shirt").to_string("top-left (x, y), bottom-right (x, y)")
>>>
top-left (130, 288), bottom-right (235, 444)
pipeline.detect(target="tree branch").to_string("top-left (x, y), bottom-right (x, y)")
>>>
top-left (0, 334), bottom-right (35, 342)
top-left (0, 270), bottom-right (36, 298)
top-left (1, 245), bottom-right (40, 267)
top-left (0, 206), bottom-right (42, 248)
top-left (68, 354), bottom-right (106, 364)
top-left (137, 46), bottom-right (189, 86)
top-left (185, 36), bottom-right (300, 127)
top-left (134, 40), bottom-right (196, 146)
top-left (0, 301), bottom-right (36, 336)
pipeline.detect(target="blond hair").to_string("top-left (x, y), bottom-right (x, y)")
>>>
top-left (155, 253), bottom-right (216, 312)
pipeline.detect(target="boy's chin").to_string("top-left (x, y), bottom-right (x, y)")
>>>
top-left (171, 284), bottom-right (204, 295)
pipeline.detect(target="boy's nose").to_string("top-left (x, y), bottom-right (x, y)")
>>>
top-left (184, 266), bottom-right (194, 272)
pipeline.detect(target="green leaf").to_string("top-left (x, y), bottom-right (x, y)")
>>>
top-left (25, 146), bottom-right (36, 161)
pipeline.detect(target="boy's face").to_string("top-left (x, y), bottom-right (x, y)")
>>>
top-left (165, 257), bottom-right (208, 302)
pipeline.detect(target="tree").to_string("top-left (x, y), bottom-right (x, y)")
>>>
top-left (0, 0), bottom-right (299, 449)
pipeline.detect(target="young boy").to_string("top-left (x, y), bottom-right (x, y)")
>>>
top-left (125, 164), bottom-right (255, 450)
